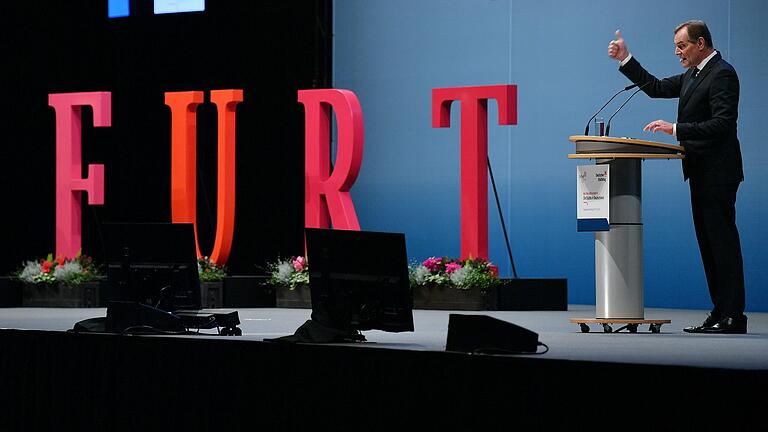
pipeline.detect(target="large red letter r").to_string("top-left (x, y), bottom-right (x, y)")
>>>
top-left (298, 89), bottom-right (364, 231)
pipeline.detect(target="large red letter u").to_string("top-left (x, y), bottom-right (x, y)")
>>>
top-left (165, 89), bottom-right (243, 265)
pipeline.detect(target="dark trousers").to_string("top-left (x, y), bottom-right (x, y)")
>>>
top-left (689, 182), bottom-right (745, 317)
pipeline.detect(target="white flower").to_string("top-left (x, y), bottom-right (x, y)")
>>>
top-left (412, 265), bottom-right (430, 285)
top-left (54, 261), bottom-right (83, 282)
top-left (449, 266), bottom-right (470, 288)
top-left (19, 261), bottom-right (42, 283)
top-left (276, 261), bottom-right (294, 283)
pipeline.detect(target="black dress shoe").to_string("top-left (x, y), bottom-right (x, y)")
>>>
top-left (683, 313), bottom-right (720, 333)
top-left (703, 315), bottom-right (747, 334)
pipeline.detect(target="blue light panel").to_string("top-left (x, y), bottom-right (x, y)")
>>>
top-left (108, 0), bottom-right (130, 18)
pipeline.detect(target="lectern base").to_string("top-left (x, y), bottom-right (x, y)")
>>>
top-left (570, 318), bottom-right (671, 334)
top-left (595, 225), bottom-right (644, 319)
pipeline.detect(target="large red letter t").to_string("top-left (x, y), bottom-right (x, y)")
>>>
top-left (431, 85), bottom-right (517, 260)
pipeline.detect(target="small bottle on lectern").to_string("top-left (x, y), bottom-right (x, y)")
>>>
top-left (595, 117), bottom-right (605, 136)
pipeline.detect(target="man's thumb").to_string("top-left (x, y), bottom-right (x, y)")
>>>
top-left (615, 29), bottom-right (623, 40)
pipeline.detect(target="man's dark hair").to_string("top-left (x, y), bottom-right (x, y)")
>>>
top-left (675, 20), bottom-right (713, 48)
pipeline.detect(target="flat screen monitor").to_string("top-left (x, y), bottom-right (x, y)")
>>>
top-left (103, 223), bottom-right (201, 312)
top-left (305, 228), bottom-right (414, 333)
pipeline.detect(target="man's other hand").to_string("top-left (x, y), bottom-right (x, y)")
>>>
top-left (643, 119), bottom-right (674, 135)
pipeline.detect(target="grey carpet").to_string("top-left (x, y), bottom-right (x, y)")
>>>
top-left (1, 304), bottom-right (766, 369)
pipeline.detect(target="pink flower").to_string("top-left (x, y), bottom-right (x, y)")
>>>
top-left (445, 262), bottom-right (462, 274)
top-left (422, 257), bottom-right (441, 272)
top-left (489, 264), bottom-right (499, 277)
top-left (292, 256), bottom-right (306, 272)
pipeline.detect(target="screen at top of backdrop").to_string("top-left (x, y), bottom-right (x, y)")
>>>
top-left (154, 0), bottom-right (205, 14)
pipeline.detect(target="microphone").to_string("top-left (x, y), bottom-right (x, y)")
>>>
top-left (605, 82), bottom-right (651, 137)
top-left (584, 83), bottom-right (639, 135)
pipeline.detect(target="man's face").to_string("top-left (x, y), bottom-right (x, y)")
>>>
top-left (674, 28), bottom-right (705, 68)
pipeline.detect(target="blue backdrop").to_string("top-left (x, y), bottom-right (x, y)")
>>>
top-left (332, 0), bottom-right (767, 312)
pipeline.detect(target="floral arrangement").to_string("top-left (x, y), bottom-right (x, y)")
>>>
top-left (198, 256), bottom-right (227, 282)
top-left (16, 253), bottom-right (101, 286)
top-left (267, 256), bottom-right (309, 290)
top-left (409, 256), bottom-right (500, 292)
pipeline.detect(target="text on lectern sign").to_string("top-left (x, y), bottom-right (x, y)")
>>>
top-left (576, 165), bottom-right (609, 231)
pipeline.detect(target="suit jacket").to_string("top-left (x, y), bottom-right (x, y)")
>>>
top-left (620, 53), bottom-right (743, 185)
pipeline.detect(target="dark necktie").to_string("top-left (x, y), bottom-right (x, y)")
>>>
top-left (682, 68), bottom-right (699, 96)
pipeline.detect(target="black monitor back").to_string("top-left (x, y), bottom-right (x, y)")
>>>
top-left (305, 228), bottom-right (414, 333)
top-left (103, 223), bottom-right (201, 312)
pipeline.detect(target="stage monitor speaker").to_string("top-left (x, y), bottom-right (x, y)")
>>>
top-left (106, 301), bottom-right (186, 333)
top-left (446, 314), bottom-right (539, 354)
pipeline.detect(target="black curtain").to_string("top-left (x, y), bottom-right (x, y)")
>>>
top-left (0, 0), bottom-right (332, 275)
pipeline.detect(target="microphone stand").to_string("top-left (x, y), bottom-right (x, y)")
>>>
top-left (584, 84), bottom-right (638, 135)
top-left (605, 82), bottom-right (650, 136)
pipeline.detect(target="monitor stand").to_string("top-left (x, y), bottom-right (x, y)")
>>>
top-left (267, 319), bottom-right (366, 343)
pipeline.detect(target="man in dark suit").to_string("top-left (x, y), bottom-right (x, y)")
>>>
top-left (608, 20), bottom-right (747, 334)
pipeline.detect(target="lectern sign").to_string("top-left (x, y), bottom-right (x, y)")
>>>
top-left (577, 165), bottom-right (609, 231)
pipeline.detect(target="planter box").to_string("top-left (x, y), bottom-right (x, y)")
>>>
top-left (22, 280), bottom-right (102, 308)
top-left (496, 278), bottom-right (567, 311)
top-left (276, 284), bottom-right (311, 309)
top-left (413, 284), bottom-right (497, 311)
top-left (223, 276), bottom-right (276, 308)
top-left (200, 281), bottom-right (224, 309)
top-left (0, 277), bottom-right (23, 307)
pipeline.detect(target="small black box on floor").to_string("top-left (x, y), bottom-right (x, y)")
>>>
top-left (0, 277), bottom-right (22, 307)
top-left (446, 313), bottom-right (539, 353)
top-left (223, 276), bottom-right (276, 308)
top-left (497, 278), bottom-right (567, 311)
top-left (175, 309), bottom-right (241, 329)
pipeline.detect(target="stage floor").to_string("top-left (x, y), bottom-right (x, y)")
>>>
top-left (1, 304), bottom-right (766, 370)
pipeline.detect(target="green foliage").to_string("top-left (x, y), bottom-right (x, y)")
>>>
top-left (15, 252), bottom-right (101, 286)
top-left (266, 256), bottom-right (308, 290)
top-left (198, 256), bottom-right (227, 282)
top-left (409, 256), bottom-right (500, 292)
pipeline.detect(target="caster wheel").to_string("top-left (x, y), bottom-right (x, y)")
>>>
top-left (579, 323), bottom-right (590, 333)
top-left (233, 327), bottom-right (242, 336)
top-left (650, 324), bottom-right (661, 333)
top-left (603, 324), bottom-right (613, 333)
top-left (220, 327), bottom-right (231, 336)
top-left (628, 324), bottom-right (638, 333)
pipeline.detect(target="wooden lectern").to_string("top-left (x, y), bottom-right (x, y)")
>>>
top-left (567, 135), bottom-right (683, 333)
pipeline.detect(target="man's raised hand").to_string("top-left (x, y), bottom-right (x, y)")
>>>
top-left (608, 30), bottom-right (629, 62)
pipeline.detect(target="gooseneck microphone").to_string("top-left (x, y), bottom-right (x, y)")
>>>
top-left (605, 82), bottom-right (651, 137)
top-left (584, 83), bottom-right (639, 135)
